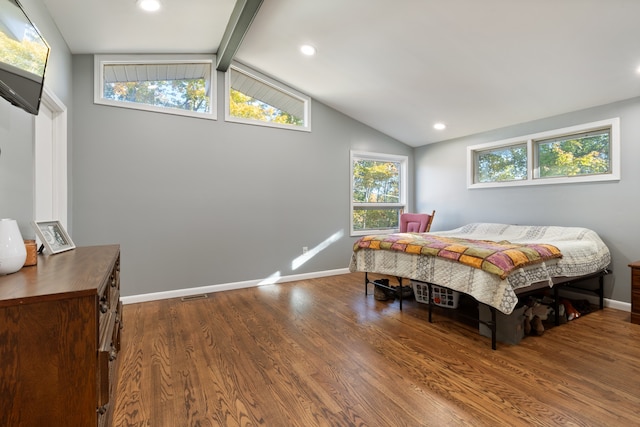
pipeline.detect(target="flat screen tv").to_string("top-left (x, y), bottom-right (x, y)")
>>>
top-left (0, 0), bottom-right (50, 115)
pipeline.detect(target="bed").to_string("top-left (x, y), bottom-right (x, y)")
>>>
top-left (349, 223), bottom-right (611, 347)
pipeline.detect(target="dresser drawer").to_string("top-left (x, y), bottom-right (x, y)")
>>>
top-left (97, 252), bottom-right (121, 426)
top-left (99, 255), bottom-right (120, 339)
top-left (114, 300), bottom-right (123, 352)
top-left (97, 308), bottom-right (119, 427)
top-left (633, 289), bottom-right (640, 308)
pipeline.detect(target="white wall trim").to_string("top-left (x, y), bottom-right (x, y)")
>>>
top-left (36, 86), bottom-right (68, 228)
top-left (121, 267), bottom-right (351, 304)
top-left (559, 288), bottom-right (630, 312)
top-left (121, 268), bottom-right (630, 313)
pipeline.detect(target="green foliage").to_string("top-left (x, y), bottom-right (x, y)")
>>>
top-left (477, 145), bottom-right (527, 183)
top-left (476, 130), bottom-right (611, 183)
top-left (538, 133), bottom-right (610, 178)
top-left (0, 29), bottom-right (48, 76)
top-left (352, 160), bottom-right (401, 231)
top-left (104, 78), bottom-right (210, 113)
top-left (352, 160), bottom-right (400, 203)
top-left (229, 89), bottom-right (303, 125)
top-left (353, 208), bottom-right (399, 231)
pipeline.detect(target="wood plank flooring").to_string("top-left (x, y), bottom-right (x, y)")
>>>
top-left (113, 273), bottom-right (640, 426)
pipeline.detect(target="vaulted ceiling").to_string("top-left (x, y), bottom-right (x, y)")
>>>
top-left (42, 0), bottom-right (640, 147)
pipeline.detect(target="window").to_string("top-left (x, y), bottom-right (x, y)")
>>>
top-left (475, 143), bottom-right (527, 183)
top-left (468, 118), bottom-right (620, 188)
top-left (351, 151), bottom-right (408, 236)
top-left (225, 62), bottom-right (311, 131)
top-left (535, 128), bottom-right (611, 179)
top-left (94, 54), bottom-right (216, 119)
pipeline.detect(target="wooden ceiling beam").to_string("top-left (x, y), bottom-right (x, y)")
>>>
top-left (216, 0), bottom-right (264, 72)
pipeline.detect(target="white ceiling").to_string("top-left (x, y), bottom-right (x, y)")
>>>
top-left (42, 0), bottom-right (640, 147)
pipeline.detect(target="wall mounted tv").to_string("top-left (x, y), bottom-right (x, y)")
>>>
top-left (0, 0), bottom-right (50, 115)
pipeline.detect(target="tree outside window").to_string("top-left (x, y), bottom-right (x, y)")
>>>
top-left (351, 152), bottom-right (407, 235)
top-left (536, 130), bottom-right (610, 178)
top-left (229, 89), bottom-right (302, 125)
top-left (476, 144), bottom-right (527, 183)
top-left (226, 64), bottom-right (310, 131)
top-left (94, 55), bottom-right (216, 120)
top-left (468, 119), bottom-right (619, 188)
top-left (104, 78), bottom-right (210, 113)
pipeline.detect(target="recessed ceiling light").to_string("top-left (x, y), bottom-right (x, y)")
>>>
top-left (433, 123), bottom-right (446, 130)
top-left (137, 0), bottom-right (161, 12)
top-left (300, 45), bottom-right (316, 56)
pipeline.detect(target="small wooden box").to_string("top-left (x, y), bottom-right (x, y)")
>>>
top-left (24, 239), bottom-right (37, 267)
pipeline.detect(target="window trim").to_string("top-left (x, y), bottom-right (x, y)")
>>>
top-left (224, 61), bottom-right (311, 132)
top-left (467, 118), bottom-right (620, 189)
top-left (350, 150), bottom-right (408, 237)
top-left (94, 54), bottom-right (217, 120)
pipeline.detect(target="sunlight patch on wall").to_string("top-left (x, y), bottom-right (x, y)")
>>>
top-left (291, 230), bottom-right (344, 270)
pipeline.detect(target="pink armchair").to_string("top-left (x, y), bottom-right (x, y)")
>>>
top-left (399, 210), bottom-right (435, 233)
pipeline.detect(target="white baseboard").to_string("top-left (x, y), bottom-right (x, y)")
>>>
top-left (558, 288), bottom-right (630, 312)
top-left (121, 268), bottom-right (351, 305)
top-left (122, 268), bottom-right (631, 313)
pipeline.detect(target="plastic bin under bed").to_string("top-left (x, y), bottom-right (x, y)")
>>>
top-left (411, 281), bottom-right (460, 308)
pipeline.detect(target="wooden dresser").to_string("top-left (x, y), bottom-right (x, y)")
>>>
top-left (0, 245), bottom-right (122, 427)
top-left (631, 261), bottom-right (640, 325)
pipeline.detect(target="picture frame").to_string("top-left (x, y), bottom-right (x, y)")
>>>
top-left (32, 220), bottom-right (76, 254)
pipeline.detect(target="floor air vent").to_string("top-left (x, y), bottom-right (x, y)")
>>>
top-left (180, 294), bottom-right (208, 302)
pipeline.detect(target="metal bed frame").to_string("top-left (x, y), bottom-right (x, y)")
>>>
top-left (364, 269), bottom-right (609, 349)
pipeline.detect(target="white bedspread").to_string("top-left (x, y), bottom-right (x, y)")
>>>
top-left (349, 223), bottom-right (611, 314)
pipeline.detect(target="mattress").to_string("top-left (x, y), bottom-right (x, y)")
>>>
top-left (349, 223), bottom-right (611, 314)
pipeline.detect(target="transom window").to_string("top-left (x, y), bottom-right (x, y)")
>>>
top-left (468, 118), bottom-right (620, 188)
top-left (475, 143), bottom-right (527, 183)
top-left (225, 62), bottom-right (311, 131)
top-left (94, 54), bottom-right (216, 119)
top-left (350, 151), bottom-right (408, 236)
top-left (535, 128), bottom-right (611, 179)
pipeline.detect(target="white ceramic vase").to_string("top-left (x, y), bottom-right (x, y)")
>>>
top-left (0, 219), bottom-right (27, 275)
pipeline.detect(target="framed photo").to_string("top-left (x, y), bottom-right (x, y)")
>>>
top-left (32, 220), bottom-right (76, 254)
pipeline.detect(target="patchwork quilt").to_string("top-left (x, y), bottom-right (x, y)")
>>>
top-left (349, 223), bottom-right (611, 314)
top-left (353, 234), bottom-right (562, 280)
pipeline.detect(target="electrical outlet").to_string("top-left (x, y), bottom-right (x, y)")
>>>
top-left (302, 246), bottom-right (308, 254)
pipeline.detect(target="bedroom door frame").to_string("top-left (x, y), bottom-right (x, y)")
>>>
top-left (34, 86), bottom-right (68, 229)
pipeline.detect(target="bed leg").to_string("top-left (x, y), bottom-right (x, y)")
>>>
top-left (396, 276), bottom-right (403, 310)
top-left (554, 286), bottom-right (560, 326)
top-left (598, 274), bottom-right (605, 310)
top-left (490, 307), bottom-right (497, 350)
top-left (427, 282), bottom-right (433, 323)
top-left (365, 272), bottom-right (369, 296)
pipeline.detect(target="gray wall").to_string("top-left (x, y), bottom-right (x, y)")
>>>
top-left (415, 96), bottom-right (640, 303)
top-left (0, 0), bottom-right (72, 238)
top-left (6, 2), bottom-right (636, 305)
top-left (71, 55), bottom-right (413, 297)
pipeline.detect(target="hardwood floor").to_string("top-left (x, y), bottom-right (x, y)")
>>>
top-left (113, 273), bottom-right (640, 426)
